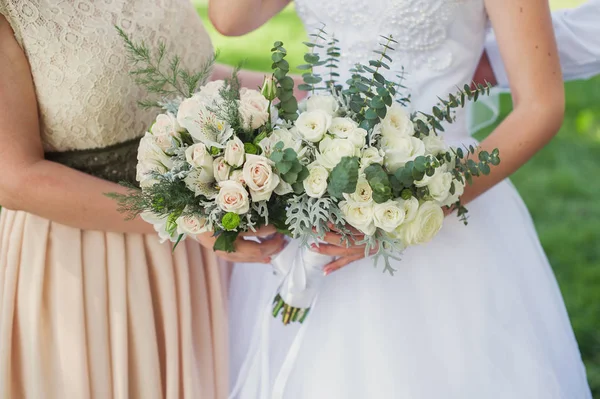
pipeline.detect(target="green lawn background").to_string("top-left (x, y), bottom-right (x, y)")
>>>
top-left (195, 0), bottom-right (600, 395)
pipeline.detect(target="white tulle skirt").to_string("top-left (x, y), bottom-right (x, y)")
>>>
top-left (229, 177), bottom-right (592, 399)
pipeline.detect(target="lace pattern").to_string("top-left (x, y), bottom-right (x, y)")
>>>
top-left (295, 0), bottom-right (479, 73)
top-left (0, 0), bottom-right (213, 152)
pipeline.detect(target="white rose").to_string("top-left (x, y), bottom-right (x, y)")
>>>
top-left (303, 163), bottom-right (329, 198)
top-left (316, 136), bottom-right (359, 170)
top-left (329, 117), bottom-right (358, 138)
top-left (242, 154), bottom-right (280, 202)
top-left (185, 143), bottom-right (214, 183)
top-left (360, 147), bottom-right (385, 172)
top-left (224, 136), bottom-right (245, 167)
top-left (274, 179), bottom-right (294, 196)
top-left (345, 177), bottom-right (373, 204)
top-left (151, 113), bottom-right (183, 150)
top-left (382, 136), bottom-right (426, 172)
top-left (373, 200), bottom-right (406, 233)
top-left (296, 110), bottom-right (332, 142)
top-left (140, 211), bottom-right (178, 243)
top-left (394, 201), bottom-right (444, 246)
top-left (176, 213), bottom-right (211, 236)
top-left (306, 94), bottom-right (339, 116)
top-left (137, 133), bottom-right (173, 173)
top-left (213, 156), bottom-right (231, 182)
top-left (422, 134), bottom-right (448, 156)
top-left (398, 196), bottom-right (419, 222)
top-left (347, 128), bottom-right (367, 149)
top-left (441, 178), bottom-right (465, 208)
top-left (177, 96), bottom-right (233, 148)
top-left (216, 180), bottom-right (250, 214)
top-left (340, 200), bottom-right (376, 236)
top-left (238, 88), bottom-right (270, 130)
top-left (381, 103), bottom-right (414, 138)
top-left (230, 169), bottom-right (246, 186)
top-left (415, 166), bottom-right (453, 204)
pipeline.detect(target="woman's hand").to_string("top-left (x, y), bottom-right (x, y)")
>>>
top-left (309, 226), bottom-right (377, 275)
top-left (196, 225), bottom-right (286, 263)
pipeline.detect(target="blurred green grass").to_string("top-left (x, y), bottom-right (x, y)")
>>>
top-left (196, 0), bottom-right (600, 395)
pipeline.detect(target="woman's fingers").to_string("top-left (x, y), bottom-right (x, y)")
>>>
top-left (233, 234), bottom-right (286, 260)
top-left (202, 231), bottom-right (286, 263)
top-left (240, 224), bottom-right (278, 238)
top-left (321, 247), bottom-right (379, 275)
top-left (310, 243), bottom-right (365, 257)
top-left (327, 222), bottom-right (364, 237)
top-left (319, 231), bottom-right (365, 247)
top-left (322, 254), bottom-right (364, 275)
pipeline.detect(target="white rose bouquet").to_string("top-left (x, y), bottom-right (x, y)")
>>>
top-left (260, 33), bottom-right (501, 324)
top-left (109, 30), bottom-right (308, 254)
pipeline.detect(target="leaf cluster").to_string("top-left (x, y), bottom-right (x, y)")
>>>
top-left (297, 27), bottom-right (329, 93)
top-left (343, 36), bottom-right (403, 131)
top-left (270, 142), bottom-right (309, 193)
top-left (414, 83), bottom-right (492, 137)
top-left (271, 41), bottom-right (298, 122)
top-left (116, 26), bottom-right (215, 109)
top-left (364, 155), bottom-right (440, 204)
top-left (327, 156), bottom-right (360, 199)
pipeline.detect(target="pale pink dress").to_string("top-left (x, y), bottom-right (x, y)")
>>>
top-left (0, 1), bottom-right (228, 398)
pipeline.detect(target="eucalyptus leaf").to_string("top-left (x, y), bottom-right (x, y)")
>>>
top-left (327, 156), bottom-right (360, 199)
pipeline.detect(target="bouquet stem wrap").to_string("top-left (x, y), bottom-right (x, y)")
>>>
top-left (270, 239), bottom-right (335, 324)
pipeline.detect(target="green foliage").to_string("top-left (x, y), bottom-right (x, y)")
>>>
top-left (324, 36), bottom-right (341, 90)
top-left (213, 230), bottom-right (239, 253)
top-left (116, 26), bottom-right (216, 109)
top-left (327, 156), bottom-right (360, 199)
top-left (271, 41), bottom-right (298, 122)
top-left (285, 195), bottom-right (347, 243)
top-left (416, 83), bottom-right (492, 135)
top-left (106, 179), bottom-right (195, 220)
top-left (364, 164), bottom-right (393, 203)
top-left (297, 26), bottom-right (328, 93)
top-left (269, 143), bottom-right (309, 185)
top-left (343, 36), bottom-right (403, 131)
top-left (222, 212), bottom-right (241, 230)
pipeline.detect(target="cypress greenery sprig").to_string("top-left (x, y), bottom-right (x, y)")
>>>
top-left (116, 26), bottom-right (216, 109)
top-left (271, 41), bottom-right (299, 122)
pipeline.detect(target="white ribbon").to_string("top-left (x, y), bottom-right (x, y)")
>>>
top-left (272, 240), bottom-right (334, 309)
top-left (230, 240), bottom-right (334, 399)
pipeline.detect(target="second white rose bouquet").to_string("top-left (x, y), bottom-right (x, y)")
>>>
top-left (262, 33), bottom-right (501, 324)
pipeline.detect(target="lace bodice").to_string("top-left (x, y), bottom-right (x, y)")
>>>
top-left (295, 0), bottom-right (487, 139)
top-left (0, 0), bottom-right (212, 152)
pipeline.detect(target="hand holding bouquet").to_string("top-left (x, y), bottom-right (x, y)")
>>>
top-left (109, 29), bottom-right (305, 255)
top-left (110, 29), bottom-right (500, 325)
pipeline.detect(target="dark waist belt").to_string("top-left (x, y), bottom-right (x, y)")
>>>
top-left (44, 138), bottom-right (140, 185)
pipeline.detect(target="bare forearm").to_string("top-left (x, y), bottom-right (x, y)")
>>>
top-left (5, 160), bottom-right (154, 234)
top-left (208, 0), bottom-right (290, 36)
top-left (460, 103), bottom-right (563, 205)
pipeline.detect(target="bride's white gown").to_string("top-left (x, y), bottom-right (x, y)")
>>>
top-left (229, 0), bottom-right (592, 398)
